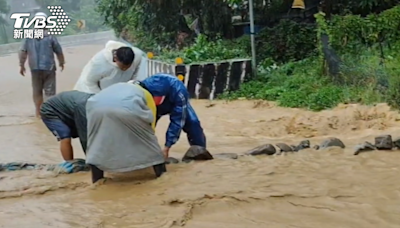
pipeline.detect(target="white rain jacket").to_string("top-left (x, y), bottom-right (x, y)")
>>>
top-left (73, 40), bottom-right (144, 93)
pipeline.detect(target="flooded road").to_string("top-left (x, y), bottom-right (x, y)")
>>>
top-left (1, 44), bottom-right (400, 227)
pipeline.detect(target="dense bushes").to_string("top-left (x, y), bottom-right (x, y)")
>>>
top-left (219, 48), bottom-right (395, 111)
top-left (96, 0), bottom-right (234, 48)
top-left (153, 34), bottom-right (249, 64)
top-left (255, 20), bottom-right (318, 63)
top-left (328, 5), bottom-right (400, 52)
top-left (221, 5), bottom-right (400, 111)
top-left (253, 5), bottom-right (400, 64)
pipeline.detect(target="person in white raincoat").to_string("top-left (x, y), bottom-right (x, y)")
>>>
top-left (73, 40), bottom-right (143, 93)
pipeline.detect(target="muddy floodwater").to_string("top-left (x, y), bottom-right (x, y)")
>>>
top-left (1, 45), bottom-right (400, 228)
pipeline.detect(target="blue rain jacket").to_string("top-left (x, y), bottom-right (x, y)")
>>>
top-left (141, 73), bottom-right (203, 147)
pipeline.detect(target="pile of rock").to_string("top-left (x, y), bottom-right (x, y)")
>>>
top-left (353, 134), bottom-right (400, 155)
top-left (166, 146), bottom-right (214, 164)
top-left (245, 140), bottom-right (312, 156)
top-left (165, 135), bottom-right (400, 164)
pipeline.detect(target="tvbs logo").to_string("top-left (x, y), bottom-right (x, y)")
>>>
top-left (11, 13), bottom-right (57, 29)
top-left (10, 6), bottom-right (70, 39)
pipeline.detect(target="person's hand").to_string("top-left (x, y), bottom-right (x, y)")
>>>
top-left (60, 64), bottom-right (64, 71)
top-left (19, 66), bottom-right (25, 76)
top-left (162, 147), bottom-right (170, 159)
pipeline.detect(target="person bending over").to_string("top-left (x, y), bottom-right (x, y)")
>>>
top-left (73, 40), bottom-right (143, 93)
top-left (40, 91), bottom-right (93, 160)
top-left (85, 82), bottom-right (166, 183)
top-left (130, 73), bottom-right (206, 159)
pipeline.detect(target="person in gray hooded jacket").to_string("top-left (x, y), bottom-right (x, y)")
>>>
top-left (18, 12), bottom-right (65, 117)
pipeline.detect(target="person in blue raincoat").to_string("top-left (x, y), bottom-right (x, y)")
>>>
top-left (130, 73), bottom-right (206, 158)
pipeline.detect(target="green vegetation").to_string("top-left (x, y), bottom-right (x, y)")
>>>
top-left (219, 48), bottom-right (400, 111)
top-left (152, 34), bottom-right (250, 64)
top-left (221, 6), bottom-right (400, 111)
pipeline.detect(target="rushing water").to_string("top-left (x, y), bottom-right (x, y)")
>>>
top-left (1, 45), bottom-right (400, 228)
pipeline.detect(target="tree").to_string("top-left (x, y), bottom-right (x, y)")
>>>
top-left (95, 0), bottom-right (234, 49)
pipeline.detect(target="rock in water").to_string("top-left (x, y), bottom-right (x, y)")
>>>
top-left (293, 140), bottom-right (310, 151)
top-left (319, 137), bottom-right (345, 149)
top-left (246, 144), bottom-right (276, 156)
top-left (375, 135), bottom-right (393, 150)
top-left (276, 143), bottom-right (293, 153)
top-left (313, 145), bottom-right (320, 150)
top-left (182, 146), bottom-right (213, 163)
top-left (354, 141), bottom-right (376, 155)
top-left (166, 157), bottom-right (180, 164)
top-left (214, 153), bottom-right (238, 160)
top-left (393, 137), bottom-right (400, 149)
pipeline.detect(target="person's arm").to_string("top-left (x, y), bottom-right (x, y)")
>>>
top-left (82, 49), bottom-right (116, 93)
top-left (165, 90), bottom-right (188, 148)
top-left (18, 39), bottom-right (28, 70)
top-left (51, 36), bottom-right (65, 68)
top-left (84, 62), bottom-right (106, 93)
top-left (60, 138), bottom-right (74, 160)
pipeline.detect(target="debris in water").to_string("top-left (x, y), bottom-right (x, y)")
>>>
top-left (275, 143), bottom-right (294, 154)
top-left (318, 137), bottom-right (346, 149)
top-left (375, 135), bottom-right (393, 150)
top-left (245, 144), bottom-right (276, 156)
top-left (393, 137), bottom-right (400, 149)
top-left (293, 140), bottom-right (310, 151)
top-left (182, 146), bottom-right (213, 163)
top-left (354, 141), bottom-right (376, 155)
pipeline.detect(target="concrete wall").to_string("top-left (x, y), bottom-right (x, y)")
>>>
top-left (0, 30), bottom-right (116, 56)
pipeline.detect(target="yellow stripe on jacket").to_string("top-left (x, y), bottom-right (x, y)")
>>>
top-left (136, 84), bottom-right (156, 131)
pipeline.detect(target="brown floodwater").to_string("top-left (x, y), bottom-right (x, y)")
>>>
top-left (1, 44), bottom-right (400, 228)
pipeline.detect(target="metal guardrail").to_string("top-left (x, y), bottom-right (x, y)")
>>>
top-left (146, 58), bottom-right (252, 99)
top-left (118, 36), bottom-right (252, 100)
